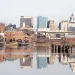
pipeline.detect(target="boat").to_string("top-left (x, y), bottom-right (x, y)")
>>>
top-left (18, 39), bottom-right (29, 46)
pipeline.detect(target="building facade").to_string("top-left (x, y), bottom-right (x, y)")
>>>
top-left (5, 24), bottom-right (16, 30)
top-left (59, 20), bottom-right (68, 31)
top-left (20, 16), bottom-right (33, 28)
top-left (48, 20), bottom-right (56, 31)
top-left (68, 13), bottom-right (75, 31)
top-left (0, 23), bottom-right (5, 33)
top-left (37, 16), bottom-right (48, 29)
top-left (59, 13), bottom-right (75, 32)
top-left (4, 28), bottom-right (33, 43)
top-left (59, 13), bottom-right (75, 41)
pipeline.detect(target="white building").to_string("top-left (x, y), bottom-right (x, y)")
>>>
top-left (70, 13), bottom-right (75, 22)
top-left (38, 28), bottom-right (50, 32)
top-left (59, 20), bottom-right (68, 31)
top-left (59, 13), bottom-right (75, 32)
top-left (37, 28), bottom-right (51, 38)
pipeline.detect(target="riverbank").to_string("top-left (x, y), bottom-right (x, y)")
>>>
top-left (1, 41), bottom-right (75, 47)
top-left (5, 42), bottom-right (18, 46)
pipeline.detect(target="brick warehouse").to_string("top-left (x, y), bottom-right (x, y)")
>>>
top-left (4, 28), bottom-right (33, 43)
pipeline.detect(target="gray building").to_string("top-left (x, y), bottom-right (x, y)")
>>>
top-left (5, 24), bottom-right (16, 30)
top-left (20, 16), bottom-right (33, 28)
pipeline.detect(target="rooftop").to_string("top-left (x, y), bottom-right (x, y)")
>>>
top-left (5, 28), bottom-right (17, 32)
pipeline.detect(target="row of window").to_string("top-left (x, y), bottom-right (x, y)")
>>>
top-left (5, 38), bottom-right (31, 41)
top-left (5, 34), bottom-right (24, 36)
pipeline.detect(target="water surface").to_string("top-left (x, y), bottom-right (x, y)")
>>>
top-left (0, 46), bottom-right (75, 75)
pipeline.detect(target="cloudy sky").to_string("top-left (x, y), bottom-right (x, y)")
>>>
top-left (0, 0), bottom-right (75, 28)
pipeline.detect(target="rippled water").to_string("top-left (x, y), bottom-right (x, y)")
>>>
top-left (0, 46), bottom-right (75, 75)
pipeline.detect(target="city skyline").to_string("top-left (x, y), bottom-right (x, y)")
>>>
top-left (0, 13), bottom-right (75, 31)
top-left (0, 0), bottom-right (75, 28)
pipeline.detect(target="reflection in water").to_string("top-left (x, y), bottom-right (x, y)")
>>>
top-left (20, 55), bottom-right (33, 68)
top-left (0, 46), bottom-right (75, 72)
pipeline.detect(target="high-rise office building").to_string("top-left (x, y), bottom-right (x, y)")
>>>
top-left (20, 16), bottom-right (33, 28)
top-left (37, 16), bottom-right (47, 29)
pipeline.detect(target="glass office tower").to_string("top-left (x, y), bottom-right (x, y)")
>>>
top-left (37, 16), bottom-right (47, 28)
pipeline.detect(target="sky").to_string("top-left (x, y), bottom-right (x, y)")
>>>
top-left (0, 0), bottom-right (75, 28)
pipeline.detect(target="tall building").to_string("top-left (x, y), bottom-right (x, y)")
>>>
top-left (20, 16), bottom-right (33, 28)
top-left (68, 13), bottom-right (75, 31)
top-left (59, 13), bottom-right (75, 32)
top-left (70, 13), bottom-right (75, 23)
top-left (37, 16), bottom-right (48, 29)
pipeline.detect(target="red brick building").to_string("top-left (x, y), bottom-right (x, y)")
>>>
top-left (4, 28), bottom-right (33, 43)
top-left (0, 23), bottom-right (5, 33)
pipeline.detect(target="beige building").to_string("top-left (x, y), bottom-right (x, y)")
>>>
top-left (49, 20), bottom-right (56, 31)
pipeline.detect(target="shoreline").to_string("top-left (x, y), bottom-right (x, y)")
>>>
top-left (1, 42), bottom-right (75, 47)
